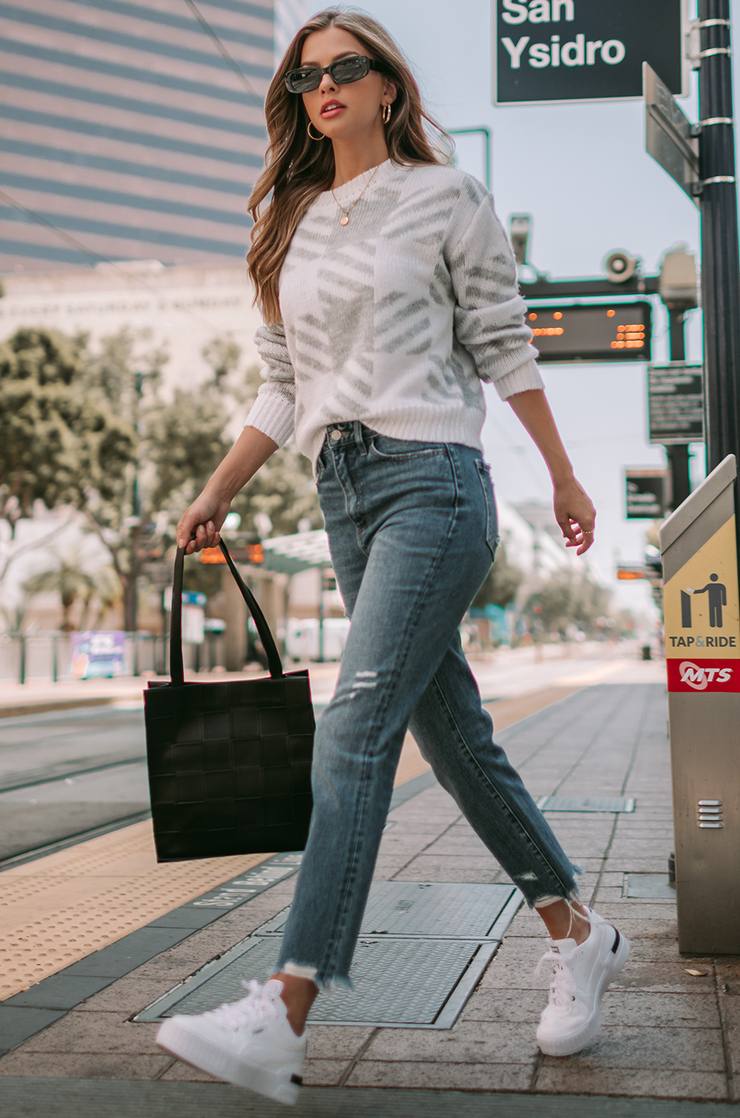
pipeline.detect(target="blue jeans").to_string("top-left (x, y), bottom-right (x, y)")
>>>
top-left (275, 423), bottom-right (579, 988)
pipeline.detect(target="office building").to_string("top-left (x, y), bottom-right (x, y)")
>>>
top-left (0, 0), bottom-right (312, 273)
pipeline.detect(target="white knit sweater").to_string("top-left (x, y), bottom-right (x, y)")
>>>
top-left (245, 159), bottom-right (543, 468)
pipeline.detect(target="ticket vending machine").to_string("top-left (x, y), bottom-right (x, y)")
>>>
top-left (659, 455), bottom-right (740, 953)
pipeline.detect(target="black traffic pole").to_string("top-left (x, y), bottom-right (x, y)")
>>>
top-left (698, 0), bottom-right (740, 473)
top-left (665, 307), bottom-right (692, 510)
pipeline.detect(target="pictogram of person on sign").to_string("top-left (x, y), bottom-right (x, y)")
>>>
top-left (687, 574), bottom-right (726, 628)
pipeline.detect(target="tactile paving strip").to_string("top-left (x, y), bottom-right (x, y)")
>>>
top-left (136, 883), bottom-right (520, 1028)
top-left (0, 821), bottom-right (273, 1003)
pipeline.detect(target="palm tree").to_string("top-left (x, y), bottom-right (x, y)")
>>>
top-left (22, 546), bottom-right (121, 631)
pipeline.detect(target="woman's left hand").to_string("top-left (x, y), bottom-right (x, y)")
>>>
top-left (553, 476), bottom-right (596, 555)
top-left (505, 390), bottom-right (596, 555)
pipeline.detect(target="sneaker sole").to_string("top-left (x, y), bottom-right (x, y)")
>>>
top-left (156, 1018), bottom-right (301, 1106)
top-left (537, 929), bottom-right (631, 1058)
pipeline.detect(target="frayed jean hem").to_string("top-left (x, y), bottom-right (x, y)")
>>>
top-left (276, 960), bottom-right (354, 994)
top-left (517, 863), bottom-right (583, 910)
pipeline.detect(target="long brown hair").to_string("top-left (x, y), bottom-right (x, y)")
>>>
top-left (247, 8), bottom-right (450, 323)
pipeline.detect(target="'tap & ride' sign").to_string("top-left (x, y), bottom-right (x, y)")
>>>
top-left (494, 0), bottom-right (687, 105)
top-left (663, 516), bottom-right (740, 693)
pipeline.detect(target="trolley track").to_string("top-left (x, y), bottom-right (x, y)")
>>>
top-left (0, 751), bottom-right (146, 794)
top-left (0, 705), bottom-right (150, 863)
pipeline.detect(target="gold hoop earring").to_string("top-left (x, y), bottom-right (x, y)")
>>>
top-left (382, 104), bottom-right (392, 125)
top-left (307, 122), bottom-right (325, 141)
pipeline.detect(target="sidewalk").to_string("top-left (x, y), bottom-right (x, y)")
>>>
top-left (0, 640), bottom-right (630, 718)
top-left (2, 659), bottom-right (737, 1115)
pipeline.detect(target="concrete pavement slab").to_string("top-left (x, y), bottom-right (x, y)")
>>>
top-left (363, 1020), bottom-right (539, 1064)
top-left (346, 1061), bottom-right (534, 1092)
top-left (0, 1053), bottom-right (174, 1079)
top-left (533, 1066), bottom-right (730, 1100)
top-left (601, 991), bottom-right (721, 1028)
top-left (9, 1079), bottom-right (740, 1117)
top-left (540, 1024), bottom-right (726, 1071)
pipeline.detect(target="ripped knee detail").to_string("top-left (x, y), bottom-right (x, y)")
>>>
top-left (338, 669), bottom-right (379, 701)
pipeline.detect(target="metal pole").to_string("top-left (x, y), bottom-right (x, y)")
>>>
top-left (448, 128), bottom-right (491, 191)
top-left (161, 592), bottom-right (168, 674)
top-left (698, 0), bottom-right (740, 472)
top-left (665, 308), bottom-right (692, 510)
top-left (129, 370), bottom-right (144, 638)
top-left (317, 569), bottom-right (325, 664)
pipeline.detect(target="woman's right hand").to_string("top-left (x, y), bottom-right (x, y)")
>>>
top-left (176, 489), bottom-right (231, 555)
top-left (174, 427), bottom-right (280, 555)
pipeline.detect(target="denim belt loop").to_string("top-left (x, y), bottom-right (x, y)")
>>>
top-left (352, 421), bottom-right (368, 453)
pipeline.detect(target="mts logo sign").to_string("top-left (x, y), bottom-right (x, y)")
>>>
top-left (662, 516), bottom-right (740, 694)
top-left (666, 659), bottom-right (740, 694)
top-left (494, 0), bottom-right (685, 105)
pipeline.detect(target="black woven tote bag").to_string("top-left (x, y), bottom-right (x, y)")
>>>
top-left (144, 539), bottom-right (315, 862)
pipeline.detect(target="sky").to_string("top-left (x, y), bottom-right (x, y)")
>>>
top-left (344, 0), bottom-right (739, 615)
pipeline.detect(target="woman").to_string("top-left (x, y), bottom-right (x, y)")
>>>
top-left (157, 8), bottom-right (629, 1105)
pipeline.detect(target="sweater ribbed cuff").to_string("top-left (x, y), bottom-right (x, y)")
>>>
top-left (243, 394), bottom-right (295, 448)
top-left (493, 357), bottom-right (545, 400)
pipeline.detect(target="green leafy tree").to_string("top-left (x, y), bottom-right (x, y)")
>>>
top-left (523, 569), bottom-right (611, 639)
top-left (1, 326), bottom-right (324, 636)
top-left (82, 329), bottom-right (231, 630)
top-left (22, 559), bottom-right (95, 632)
top-left (22, 543), bottom-right (121, 632)
top-left (471, 541), bottom-right (524, 611)
top-left (0, 327), bottom-right (134, 585)
top-left (79, 331), bottom-right (324, 629)
top-left (227, 358), bottom-right (322, 538)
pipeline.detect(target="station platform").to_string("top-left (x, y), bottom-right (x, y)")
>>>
top-left (1, 656), bottom-right (738, 1116)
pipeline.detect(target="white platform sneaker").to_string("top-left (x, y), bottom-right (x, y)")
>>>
top-left (156, 978), bottom-right (306, 1106)
top-left (535, 909), bottom-right (630, 1057)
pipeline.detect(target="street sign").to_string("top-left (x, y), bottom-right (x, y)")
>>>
top-left (526, 302), bottom-right (651, 363)
top-left (648, 363), bottom-right (704, 445)
top-left (625, 469), bottom-right (666, 519)
top-left (162, 588), bottom-right (207, 610)
top-left (494, 0), bottom-right (687, 105)
top-left (644, 63), bottom-right (699, 204)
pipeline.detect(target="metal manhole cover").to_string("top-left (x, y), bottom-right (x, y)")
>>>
top-left (136, 935), bottom-right (497, 1028)
top-left (537, 795), bottom-right (635, 813)
top-left (256, 881), bottom-right (518, 939)
top-left (136, 882), bottom-right (522, 1029)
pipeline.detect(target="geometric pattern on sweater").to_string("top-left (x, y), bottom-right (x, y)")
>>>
top-left (246, 160), bottom-right (543, 467)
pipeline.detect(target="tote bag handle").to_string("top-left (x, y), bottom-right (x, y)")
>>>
top-left (170, 539), bottom-right (283, 685)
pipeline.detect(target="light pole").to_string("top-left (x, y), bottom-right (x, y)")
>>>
top-left (697, 0), bottom-right (740, 474)
top-left (128, 370), bottom-right (145, 645)
top-left (448, 127), bottom-right (491, 192)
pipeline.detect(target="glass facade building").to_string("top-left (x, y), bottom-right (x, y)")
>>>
top-left (0, 0), bottom-right (312, 272)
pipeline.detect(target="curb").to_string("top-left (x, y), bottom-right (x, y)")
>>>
top-left (0, 696), bottom-right (122, 720)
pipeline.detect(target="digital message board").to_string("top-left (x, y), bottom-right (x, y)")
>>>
top-left (526, 302), bottom-right (652, 363)
top-left (494, 0), bottom-right (687, 105)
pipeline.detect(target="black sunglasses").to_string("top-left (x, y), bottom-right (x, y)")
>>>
top-left (285, 54), bottom-right (385, 94)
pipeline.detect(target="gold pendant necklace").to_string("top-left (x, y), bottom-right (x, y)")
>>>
top-left (332, 163), bottom-right (380, 226)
